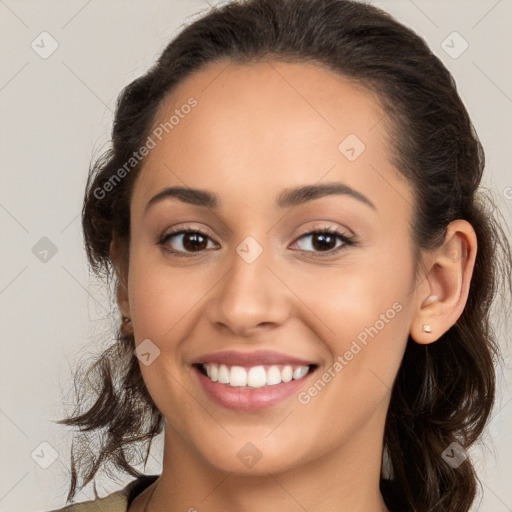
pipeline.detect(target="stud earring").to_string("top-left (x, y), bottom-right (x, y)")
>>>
top-left (120, 316), bottom-right (133, 337)
top-left (422, 324), bottom-right (432, 333)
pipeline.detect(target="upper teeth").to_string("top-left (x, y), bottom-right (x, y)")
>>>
top-left (202, 363), bottom-right (310, 388)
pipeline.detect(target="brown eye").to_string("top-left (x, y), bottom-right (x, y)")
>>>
top-left (159, 226), bottom-right (356, 258)
top-left (292, 227), bottom-right (355, 255)
top-left (309, 232), bottom-right (338, 251)
top-left (181, 232), bottom-right (208, 251)
top-left (159, 230), bottom-right (217, 255)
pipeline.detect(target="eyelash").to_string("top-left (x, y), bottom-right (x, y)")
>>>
top-left (157, 225), bottom-right (357, 258)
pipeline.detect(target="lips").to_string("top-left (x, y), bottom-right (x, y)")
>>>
top-left (190, 350), bottom-right (318, 412)
top-left (190, 349), bottom-right (319, 411)
top-left (191, 349), bottom-right (317, 367)
top-left (193, 363), bottom-right (318, 411)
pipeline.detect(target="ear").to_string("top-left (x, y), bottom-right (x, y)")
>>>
top-left (410, 219), bottom-right (477, 344)
top-left (110, 237), bottom-right (130, 319)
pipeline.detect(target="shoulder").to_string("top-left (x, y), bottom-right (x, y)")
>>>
top-left (44, 475), bottom-right (159, 512)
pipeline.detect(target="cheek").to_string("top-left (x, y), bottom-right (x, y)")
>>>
top-left (126, 241), bottom-right (211, 340)
top-left (297, 249), bottom-right (412, 343)
top-left (130, 276), bottom-right (203, 347)
top-left (294, 269), bottom-right (411, 441)
top-left (296, 245), bottom-right (414, 413)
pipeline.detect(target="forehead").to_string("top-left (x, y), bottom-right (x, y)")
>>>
top-left (132, 58), bottom-right (411, 217)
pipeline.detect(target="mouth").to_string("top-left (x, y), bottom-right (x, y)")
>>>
top-left (193, 362), bottom-right (318, 389)
top-left (190, 349), bottom-right (320, 411)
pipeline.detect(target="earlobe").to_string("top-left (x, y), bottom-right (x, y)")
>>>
top-left (410, 220), bottom-right (477, 345)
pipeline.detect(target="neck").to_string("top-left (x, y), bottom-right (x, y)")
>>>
top-left (147, 418), bottom-right (390, 512)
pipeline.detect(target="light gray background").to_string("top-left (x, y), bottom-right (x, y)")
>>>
top-left (1, 0), bottom-right (511, 511)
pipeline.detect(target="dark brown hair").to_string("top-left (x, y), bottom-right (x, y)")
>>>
top-left (56, 1), bottom-right (512, 510)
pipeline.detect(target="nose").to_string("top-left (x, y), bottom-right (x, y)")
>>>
top-left (205, 241), bottom-right (291, 338)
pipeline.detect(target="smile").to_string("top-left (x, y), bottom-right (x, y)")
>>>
top-left (192, 363), bottom-right (319, 411)
top-left (196, 363), bottom-right (315, 389)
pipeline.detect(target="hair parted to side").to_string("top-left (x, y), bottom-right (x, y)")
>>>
top-left (56, 1), bottom-right (512, 510)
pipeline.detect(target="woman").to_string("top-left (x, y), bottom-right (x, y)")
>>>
top-left (48, 0), bottom-right (512, 511)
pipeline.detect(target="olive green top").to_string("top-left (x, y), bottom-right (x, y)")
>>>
top-left (47, 475), bottom-right (159, 512)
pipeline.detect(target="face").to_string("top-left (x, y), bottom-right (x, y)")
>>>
top-left (120, 59), bottom-right (421, 476)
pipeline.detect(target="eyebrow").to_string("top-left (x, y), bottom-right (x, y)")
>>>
top-left (144, 182), bottom-right (376, 214)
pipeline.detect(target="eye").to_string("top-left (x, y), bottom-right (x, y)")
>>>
top-left (158, 229), bottom-right (218, 257)
top-left (158, 225), bottom-right (357, 258)
top-left (290, 226), bottom-right (356, 256)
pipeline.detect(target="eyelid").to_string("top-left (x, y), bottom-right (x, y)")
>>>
top-left (161, 223), bottom-right (217, 240)
top-left (293, 223), bottom-right (352, 239)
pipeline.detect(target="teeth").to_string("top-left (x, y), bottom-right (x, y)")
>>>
top-left (218, 364), bottom-right (230, 384)
top-left (266, 365), bottom-right (281, 385)
top-left (200, 363), bottom-right (312, 388)
top-left (248, 366), bottom-right (266, 387)
top-left (281, 365), bottom-right (293, 383)
top-left (230, 366), bottom-right (247, 387)
top-left (293, 366), bottom-right (308, 379)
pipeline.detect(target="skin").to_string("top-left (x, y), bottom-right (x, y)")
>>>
top-left (111, 58), bottom-right (477, 512)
